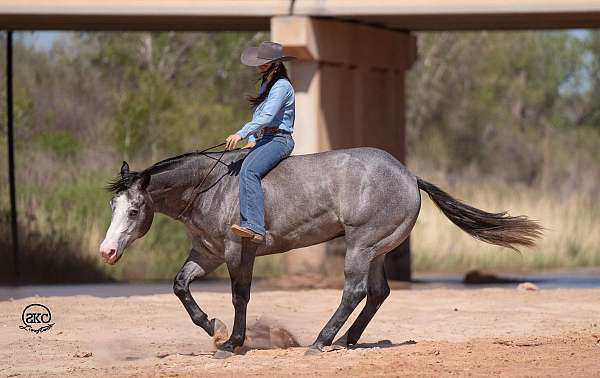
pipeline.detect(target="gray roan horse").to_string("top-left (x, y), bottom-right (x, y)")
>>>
top-left (99, 146), bottom-right (542, 357)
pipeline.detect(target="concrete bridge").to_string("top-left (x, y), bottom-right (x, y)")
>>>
top-left (3, 0), bottom-right (600, 280)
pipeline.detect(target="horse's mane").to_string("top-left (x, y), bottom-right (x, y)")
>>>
top-left (105, 172), bottom-right (140, 195)
top-left (105, 149), bottom-right (235, 195)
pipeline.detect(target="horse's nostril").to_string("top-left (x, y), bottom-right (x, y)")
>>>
top-left (101, 248), bottom-right (117, 259)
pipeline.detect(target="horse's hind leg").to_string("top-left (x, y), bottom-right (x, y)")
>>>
top-left (334, 255), bottom-right (389, 347)
top-left (309, 210), bottom-right (416, 353)
top-left (307, 247), bottom-right (371, 354)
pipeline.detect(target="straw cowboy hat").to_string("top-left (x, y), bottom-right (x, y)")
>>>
top-left (241, 41), bottom-right (296, 66)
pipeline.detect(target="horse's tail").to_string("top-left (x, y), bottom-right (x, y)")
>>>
top-left (416, 177), bottom-right (543, 251)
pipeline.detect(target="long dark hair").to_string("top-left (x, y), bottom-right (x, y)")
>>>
top-left (247, 61), bottom-right (291, 108)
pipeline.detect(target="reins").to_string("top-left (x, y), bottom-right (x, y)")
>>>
top-left (175, 142), bottom-right (237, 220)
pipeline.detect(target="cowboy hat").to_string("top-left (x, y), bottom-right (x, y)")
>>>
top-left (241, 41), bottom-right (296, 67)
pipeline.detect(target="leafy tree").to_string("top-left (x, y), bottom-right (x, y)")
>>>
top-left (407, 31), bottom-right (597, 186)
top-left (78, 31), bottom-right (266, 163)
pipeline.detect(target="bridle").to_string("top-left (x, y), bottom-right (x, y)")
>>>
top-left (175, 142), bottom-right (240, 220)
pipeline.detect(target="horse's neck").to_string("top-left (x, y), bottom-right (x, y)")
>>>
top-left (146, 156), bottom-right (209, 219)
top-left (145, 153), bottom-right (233, 220)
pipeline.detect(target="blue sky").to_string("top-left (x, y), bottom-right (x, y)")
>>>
top-left (18, 31), bottom-right (64, 50)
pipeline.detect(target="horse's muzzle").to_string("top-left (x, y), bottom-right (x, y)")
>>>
top-left (100, 246), bottom-right (120, 265)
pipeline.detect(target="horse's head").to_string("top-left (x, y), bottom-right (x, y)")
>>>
top-left (100, 161), bottom-right (154, 265)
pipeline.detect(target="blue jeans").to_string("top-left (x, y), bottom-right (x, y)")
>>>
top-left (239, 133), bottom-right (294, 236)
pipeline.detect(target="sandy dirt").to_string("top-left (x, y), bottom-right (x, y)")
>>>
top-left (1, 287), bottom-right (600, 377)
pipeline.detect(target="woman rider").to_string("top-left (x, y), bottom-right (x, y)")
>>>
top-left (224, 41), bottom-right (296, 243)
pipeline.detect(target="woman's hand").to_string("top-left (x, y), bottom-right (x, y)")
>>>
top-left (225, 134), bottom-right (242, 150)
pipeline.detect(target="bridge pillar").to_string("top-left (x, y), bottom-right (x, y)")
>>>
top-left (271, 16), bottom-right (417, 280)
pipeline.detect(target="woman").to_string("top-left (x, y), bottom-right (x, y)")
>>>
top-left (224, 41), bottom-right (296, 243)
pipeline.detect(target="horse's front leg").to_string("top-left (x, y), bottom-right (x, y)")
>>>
top-left (216, 239), bottom-right (257, 357)
top-left (173, 248), bottom-right (223, 337)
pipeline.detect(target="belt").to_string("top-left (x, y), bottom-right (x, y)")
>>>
top-left (262, 127), bottom-right (291, 136)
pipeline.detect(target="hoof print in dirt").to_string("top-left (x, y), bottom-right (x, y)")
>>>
top-left (73, 351), bottom-right (93, 358)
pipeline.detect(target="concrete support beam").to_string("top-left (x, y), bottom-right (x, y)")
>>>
top-left (272, 16), bottom-right (416, 70)
top-left (272, 16), bottom-right (416, 279)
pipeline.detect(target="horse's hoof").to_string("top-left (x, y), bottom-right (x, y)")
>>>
top-left (211, 318), bottom-right (229, 347)
top-left (304, 347), bottom-right (322, 356)
top-left (213, 350), bottom-right (235, 359)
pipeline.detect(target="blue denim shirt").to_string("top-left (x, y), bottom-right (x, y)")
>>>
top-left (236, 78), bottom-right (295, 142)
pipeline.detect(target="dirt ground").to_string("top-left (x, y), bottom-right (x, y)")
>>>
top-left (1, 287), bottom-right (600, 377)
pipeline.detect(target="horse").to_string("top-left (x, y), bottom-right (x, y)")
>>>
top-left (99, 146), bottom-right (542, 358)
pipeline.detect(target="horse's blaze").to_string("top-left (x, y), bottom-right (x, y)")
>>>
top-left (99, 194), bottom-right (129, 264)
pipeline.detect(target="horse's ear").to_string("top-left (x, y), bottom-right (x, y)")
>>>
top-left (120, 161), bottom-right (130, 177)
top-left (138, 172), bottom-right (151, 191)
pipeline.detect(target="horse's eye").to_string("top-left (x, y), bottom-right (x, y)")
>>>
top-left (128, 209), bottom-right (139, 217)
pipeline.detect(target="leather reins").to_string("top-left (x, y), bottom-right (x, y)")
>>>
top-left (175, 142), bottom-right (238, 220)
